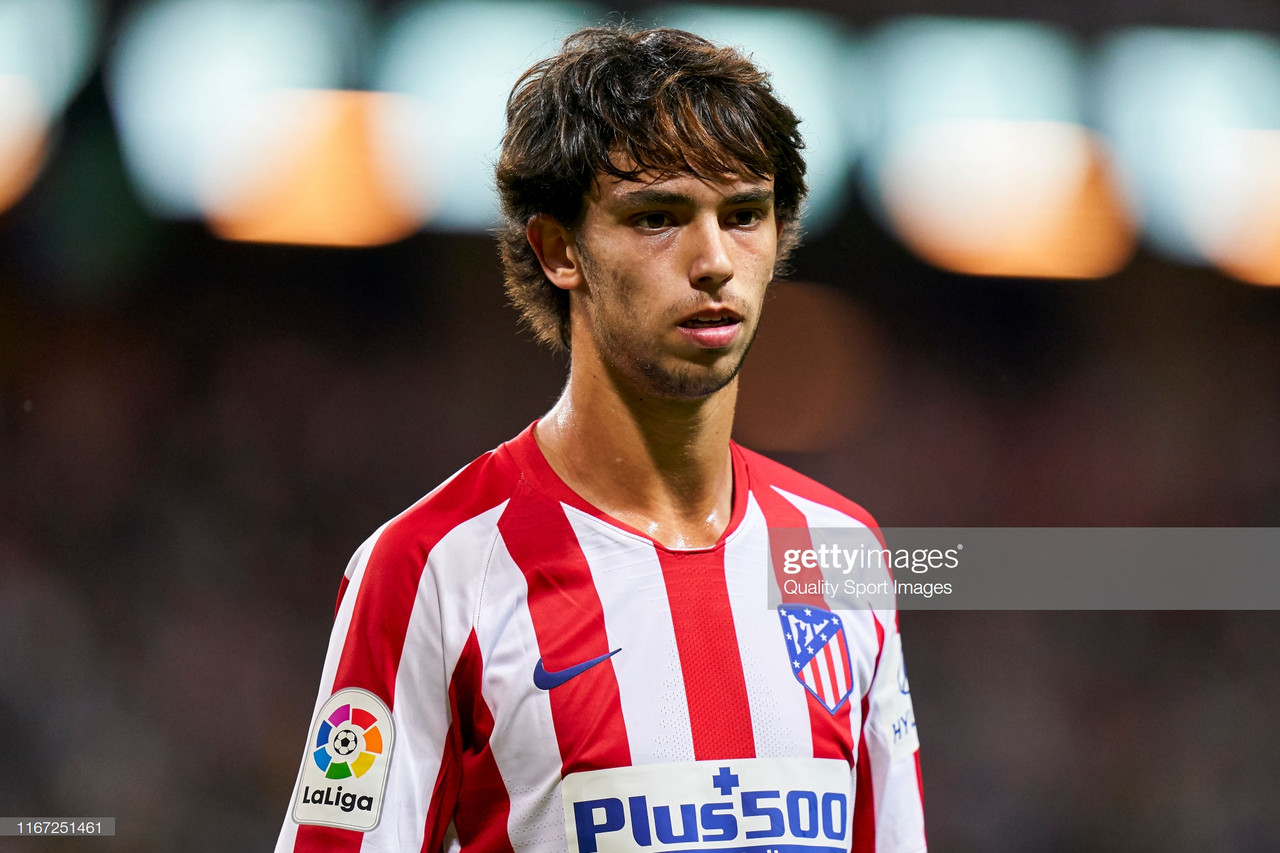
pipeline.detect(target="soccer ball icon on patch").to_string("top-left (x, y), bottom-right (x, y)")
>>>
top-left (312, 702), bottom-right (386, 779)
top-left (332, 728), bottom-right (360, 756)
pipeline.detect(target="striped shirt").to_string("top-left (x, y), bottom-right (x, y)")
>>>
top-left (277, 423), bottom-right (926, 853)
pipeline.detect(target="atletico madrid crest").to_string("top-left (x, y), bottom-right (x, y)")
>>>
top-left (778, 605), bottom-right (855, 714)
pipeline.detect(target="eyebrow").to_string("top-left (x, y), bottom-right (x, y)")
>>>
top-left (612, 186), bottom-right (775, 209)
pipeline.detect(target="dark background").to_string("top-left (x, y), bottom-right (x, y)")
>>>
top-left (2, 1), bottom-right (1280, 851)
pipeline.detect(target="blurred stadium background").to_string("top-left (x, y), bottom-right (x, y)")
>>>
top-left (3, 0), bottom-right (1280, 850)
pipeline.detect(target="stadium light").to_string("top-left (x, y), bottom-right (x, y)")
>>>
top-left (864, 17), bottom-right (1134, 279)
top-left (0, 0), bottom-right (99, 213)
top-left (1095, 28), bottom-right (1280, 285)
top-left (372, 0), bottom-right (602, 231)
top-left (648, 5), bottom-right (859, 236)
top-left (202, 89), bottom-right (419, 247)
top-left (106, 0), bottom-right (370, 219)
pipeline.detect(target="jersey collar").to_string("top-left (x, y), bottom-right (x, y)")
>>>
top-left (499, 420), bottom-right (752, 554)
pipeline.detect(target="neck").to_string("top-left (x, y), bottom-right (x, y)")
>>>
top-left (535, 357), bottom-right (737, 550)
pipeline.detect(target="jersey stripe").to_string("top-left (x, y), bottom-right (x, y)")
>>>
top-left (753, 482), bottom-right (827, 608)
top-left (852, 693), bottom-right (876, 851)
top-left (656, 546), bottom-right (756, 759)
top-left (563, 507), bottom-right (696, 765)
top-left (479, 536), bottom-right (566, 851)
top-left (499, 482), bottom-right (631, 775)
top-left (450, 630), bottom-right (516, 853)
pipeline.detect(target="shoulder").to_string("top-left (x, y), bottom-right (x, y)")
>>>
top-left (734, 441), bottom-right (881, 535)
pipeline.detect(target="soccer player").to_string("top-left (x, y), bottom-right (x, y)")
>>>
top-left (277, 25), bottom-right (925, 853)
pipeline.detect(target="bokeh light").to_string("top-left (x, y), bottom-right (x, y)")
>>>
top-left (373, 0), bottom-right (601, 230)
top-left (106, 0), bottom-right (367, 219)
top-left (0, 0), bottom-right (99, 213)
top-left (865, 17), bottom-right (1134, 279)
top-left (203, 89), bottom-right (420, 247)
top-left (1095, 28), bottom-right (1280, 284)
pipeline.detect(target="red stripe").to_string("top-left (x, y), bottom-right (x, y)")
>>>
top-left (850, 615), bottom-right (889, 851)
top-left (291, 825), bottom-right (362, 852)
top-left (806, 658), bottom-right (825, 704)
top-left (914, 750), bottom-right (927, 845)
top-left (499, 483), bottom-right (631, 774)
top-left (294, 451), bottom-right (517, 853)
top-left (448, 631), bottom-right (515, 853)
top-left (657, 549), bottom-right (755, 759)
top-left (823, 643), bottom-right (841, 703)
top-left (420, 728), bottom-right (458, 853)
top-left (734, 444), bottom-right (884, 540)
top-left (753, 485), bottom-right (826, 608)
top-left (334, 574), bottom-right (351, 618)
top-left (851, 691), bottom-right (876, 852)
top-left (416, 629), bottom-right (474, 853)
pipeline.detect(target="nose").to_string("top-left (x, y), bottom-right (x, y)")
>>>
top-left (687, 216), bottom-right (734, 290)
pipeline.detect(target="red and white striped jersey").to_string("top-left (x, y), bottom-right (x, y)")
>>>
top-left (277, 423), bottom-right (926, 853)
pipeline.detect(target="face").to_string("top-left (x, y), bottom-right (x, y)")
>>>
top-left (568, 169), bottom-right (780, 400)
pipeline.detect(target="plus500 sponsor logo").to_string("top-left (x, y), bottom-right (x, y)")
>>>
top-left (569, 763), bottom-right (850, 853)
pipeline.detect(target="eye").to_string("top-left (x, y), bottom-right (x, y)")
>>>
top-left (727, 208), bottom-right (765, 227)
top-left (633, 212), bottom-right (675, 229)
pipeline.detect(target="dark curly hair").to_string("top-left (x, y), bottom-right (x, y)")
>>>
top-left (495, 25), bottom-right (807, 352)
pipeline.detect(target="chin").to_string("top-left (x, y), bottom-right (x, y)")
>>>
top-left (633, 357), bottom-right (743, 401)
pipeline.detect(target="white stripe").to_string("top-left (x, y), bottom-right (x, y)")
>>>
top-left (723, 495), bottom-right (814, 758)
top-left (480, 534), bottom-right (567, 853)
top-left (830, 634), bottom-right (851, 703)
top-left (867, 630), bottom-right (928, 851)
top-left (801, 665), bottom-right (817, 696)
top-left (811, 652), bottom-right (832, 707)
top-left (562, 505), bottom-right (696, 765)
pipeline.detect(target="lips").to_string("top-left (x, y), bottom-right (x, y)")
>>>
top-left (677, 309), bottom-right (742, 348)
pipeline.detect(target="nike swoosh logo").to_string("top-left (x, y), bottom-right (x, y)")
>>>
top-left (533, 648), bottom-right (621, 690)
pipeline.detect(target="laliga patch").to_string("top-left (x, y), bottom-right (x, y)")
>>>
top-left (563, 757), bottom-right (853, 853)
top-left (292, 687), bottom-right (395, 831)
top-left (872, 633), bottom-right (919, 763)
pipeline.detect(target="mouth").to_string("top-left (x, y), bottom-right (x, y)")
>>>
top-left (676, 309), bottom-right (744, 349)
top-left (677, 309), bottom-right (743, 329)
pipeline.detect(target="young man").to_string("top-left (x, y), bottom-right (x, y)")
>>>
top-left (277, 25), bottom-right (925, 853)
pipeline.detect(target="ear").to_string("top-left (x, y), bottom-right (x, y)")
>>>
top-left (526, 214), bottom-right (582, 291)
